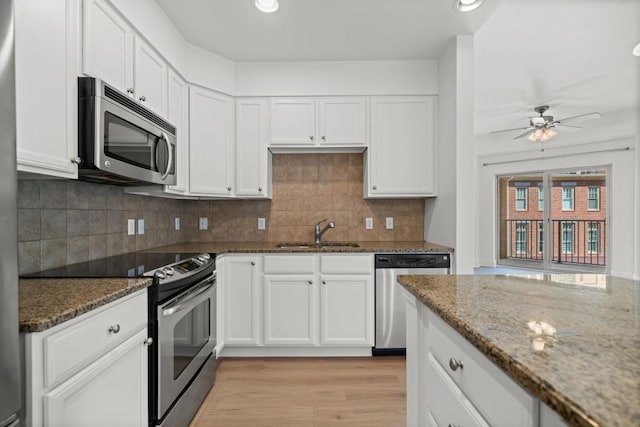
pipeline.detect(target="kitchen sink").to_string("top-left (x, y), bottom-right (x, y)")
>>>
top-left (275, 242), bottom-right (360, 249)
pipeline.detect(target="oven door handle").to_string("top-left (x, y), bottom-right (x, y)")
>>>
top-left (162, 280), bottom-right (214, 317)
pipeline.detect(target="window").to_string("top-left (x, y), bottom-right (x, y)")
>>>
top-left (538, 221), bottom-right (544, 253)
top-left (562, 187), bottom-right (574, 211)
top-left (515, 221), bottom-right (528, 254)
top-left (562, 222), bottom-right (574, 254)
top-left (588, 187), bottom-right (600, 210)
top-left (515, 188), bottom-right (528, 211)
top-left (538, 187), bottom-right (544, 211)
top-left (588, 222), bottom-right (600, 254)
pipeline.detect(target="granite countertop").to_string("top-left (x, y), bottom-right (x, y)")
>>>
top-left (397, 274), bottom-right (639, 427)
top-left (19, 277), bottom-right (152, 333)
top-left (143, 240), bottom-right (453, 254)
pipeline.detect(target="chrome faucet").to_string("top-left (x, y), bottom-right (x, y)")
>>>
top-left (314, 219), bottom-right (335, 244)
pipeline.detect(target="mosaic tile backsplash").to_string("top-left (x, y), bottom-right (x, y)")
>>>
top-left (18, 154), bottom-right (425, 273)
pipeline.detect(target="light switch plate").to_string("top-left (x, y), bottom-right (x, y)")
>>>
top-left (199, 217), bottom-right (208, 230)
top-left (127, 219), bottom-right (135, 236)
top-left (365, 217), bottom-right (373, 230)
top-left (175, 217), bottom-right (180, 230)
top-left (258, 218), bottom-right (266, 230)
top-left (385, 217), bottom-right (394, 230)
top-left (137, 219), bottom-right (145, 235)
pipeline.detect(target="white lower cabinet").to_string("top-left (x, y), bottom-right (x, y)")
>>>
top-left (405, 292), bottom-right (556, 427)
top-left (24, 290), bottom-right (149, 427)
top-left (220, 253), bottom-right (374, 356)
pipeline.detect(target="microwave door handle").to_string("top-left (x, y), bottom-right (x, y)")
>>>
top-left (159, 132), bottom-right (173, 181)
top-left (162, 281), bottom-right (213, 317)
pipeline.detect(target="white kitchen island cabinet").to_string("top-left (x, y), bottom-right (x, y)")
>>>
top-left (23, 290), bottom-right (149, 427)
top-left (189, 86), bottom-right (235, 197)
top-left (366, 96), bottom-right (437, 198)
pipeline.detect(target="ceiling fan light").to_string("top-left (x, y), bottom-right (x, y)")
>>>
top-left (255, 0), bottom-right (279, 13)
top-left (453, 0), bottom-right (484, 12)
top-left (528, 128), bottom-right (557, 142)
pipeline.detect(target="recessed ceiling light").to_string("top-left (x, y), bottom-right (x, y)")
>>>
top-left (453, 0), bottom-right (484, 12)
top-left (255, 0), bottom-right (279, 13)
top-left (633, 42), bottom-right (640, 56)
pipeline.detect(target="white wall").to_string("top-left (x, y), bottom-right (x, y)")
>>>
top-left (234, 60), bottom-right (437, 97)
top-left (425, 36), bottom-right (475, 274)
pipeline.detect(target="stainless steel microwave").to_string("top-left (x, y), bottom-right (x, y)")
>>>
top-left (77, 77), bottom-right (177, 186)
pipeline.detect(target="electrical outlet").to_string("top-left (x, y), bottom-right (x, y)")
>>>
top-left (137, 219), bottom-right (145, 235)
top-left (365, 217), bottom-right (373, 230)
top-left (258, 218), bottom-right (266, 230)
top-left (385, 217), bottom-right (394, 230)
top-left (175, 217), bottom-right (180, 230)
top-left (199, 217), bottom-right (208, 230)
top-left (127, 219), bottom-right (135, 236)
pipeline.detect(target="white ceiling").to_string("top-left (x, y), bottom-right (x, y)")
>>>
top-left (154, 0), bottom-right (502, 61)
top-left (155, 0), bottom-right (639, 138)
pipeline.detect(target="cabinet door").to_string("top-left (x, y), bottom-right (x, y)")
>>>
top-left (236, 99), bottom-right (271, 198)
top-left (83, 0), bottom-right (134, 94)
top-left (224, 256), bottom-right (261, 346)
top-left (15, 0), bottom-right (80, 179)
top-left (367, 96), bottom-right (436, 197)
top-left (317, 98), bottom-right (368, 146)
top-left (263, 275), bottom-right (317, 345)
top-left (320, 275), bottom-right (373, 345)
top-left (44, 328), bottom-right (148, 427)
top-left (133, 37), bottom-right (168, 117)
top-left (269, 98), bottom-right (316, 145)
top-left (166, 70), bottom-right (189, 193)
top-left (189, 86), bottom-right (235, 196)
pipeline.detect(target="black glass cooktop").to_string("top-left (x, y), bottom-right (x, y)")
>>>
top-left (22, 252), bottom-right (200, 278)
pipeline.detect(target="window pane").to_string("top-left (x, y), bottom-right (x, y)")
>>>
top-left (515, 188), bottom-right (527, 211)
top-left (562, 187), bottom-right (574, 211)
top-left (588, 187), bottom-right (600, 210)
top-left (538, 187), bottom-right (544, 211)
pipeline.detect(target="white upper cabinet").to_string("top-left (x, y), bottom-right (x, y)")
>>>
top-left (15, 0), bottom-right (80, 179)
top-left (366, 96), bottom-right (437, 198)
top-left (189, 86), bottom-right (235, 196)
top-left (235, 99), bottom-right (272, 198)
top-left (269, 97), bottom-right (368, 148)
top-left (133, 37), bottom-right (168, 116)
top-left (166, 69), bottom-right (189, 194)
top-left (83, 0), bottom-right (134, 94)
top-left (83, 0), bottom-right (168, 117)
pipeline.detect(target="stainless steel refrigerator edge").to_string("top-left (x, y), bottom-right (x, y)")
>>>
top-left (0, 0), bottom-right (21, 425)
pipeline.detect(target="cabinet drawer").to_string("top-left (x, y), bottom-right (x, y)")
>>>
top-left (44, 291), bottom-right (147, 387)
top-left (320, 254), bottom-right (372, 274)
top-left (424, 351), bottom-right (489, 427)
top-left (264, 255), bottom-right (316, 274)
top-left (428, 312), bottom-right (536, 427)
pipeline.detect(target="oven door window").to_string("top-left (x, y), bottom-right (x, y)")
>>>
top-left (104, 112), bottom-right (160, 171)
top-left (173, 299), bottom-right (210, 379)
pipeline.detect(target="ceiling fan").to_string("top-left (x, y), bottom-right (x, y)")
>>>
top-left (491, 106), bottom-right (602, 141)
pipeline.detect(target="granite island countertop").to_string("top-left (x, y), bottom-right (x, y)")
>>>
top-left (143, 240), bottom-right (453, 254)
top-left (19, 277), bottom-right (152, 333)
top-left (397, 274), bottom-right (640, 427)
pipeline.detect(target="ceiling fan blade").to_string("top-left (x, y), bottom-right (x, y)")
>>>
top-left (555, 112), bottom-right (602, 123)
top-left (490, 127), bottom-right (529, 134)
top-left (554, 124), bottom-right (582, 129)
top-left (513, 130), bottom-right (532, 140)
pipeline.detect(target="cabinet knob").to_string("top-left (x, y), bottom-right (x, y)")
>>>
top-left (127, 87), bottom-right (134, 94)
top-left (258, 187), bottom-right (263, 192)
top-left (448, 357), bottom-right (463, 371)
top-left (321, 135), bottom-right (326, 141)
top-left (108, 324), bottom-right (121, 334)
top-left (308, 280), bottom-right (313, 285)
top-left (310, 135), bottom-right (314, 141)
top-left (448, 424), bottom-right (459, 427)
top-left (227, 186), bottom-right (232, 191)
top-left (139, 95), bottom-right (146, 102)
top-left (70, 156), bottom-right (82, 165)
top-left (251, 261), bottom-right (255, 266)
top-left (372, 185), bottom-right (377, 190)
top-left (144, 337), bottom-right (153, 346)
top-left (322, 280), bottom-right (326, 285)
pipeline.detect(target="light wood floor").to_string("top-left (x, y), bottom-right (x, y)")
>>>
top-left (190, 357), bottom-right (406, 427)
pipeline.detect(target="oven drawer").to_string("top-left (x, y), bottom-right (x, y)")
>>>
top-left (44, 291), bottom-right (147, 388)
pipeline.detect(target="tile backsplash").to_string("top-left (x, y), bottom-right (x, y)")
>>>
top-left (183, 153), bottom-right (425, 243)
top-left (18, 154), bottom-right (425, 273)
top-left (18, 180), bottom-right (185, 274)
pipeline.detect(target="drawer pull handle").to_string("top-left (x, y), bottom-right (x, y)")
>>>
top-left (144, 337), bottom-right (154, 346)
top-left (448, 424), bottom-right (459, 427)
top-left (108, 324), bottom-right (121, 334)
top-left (448, 357), bottom-right (463, 371)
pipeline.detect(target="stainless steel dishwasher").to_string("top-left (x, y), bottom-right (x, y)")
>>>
top-left (374, 253), bottom-right (451, 355)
